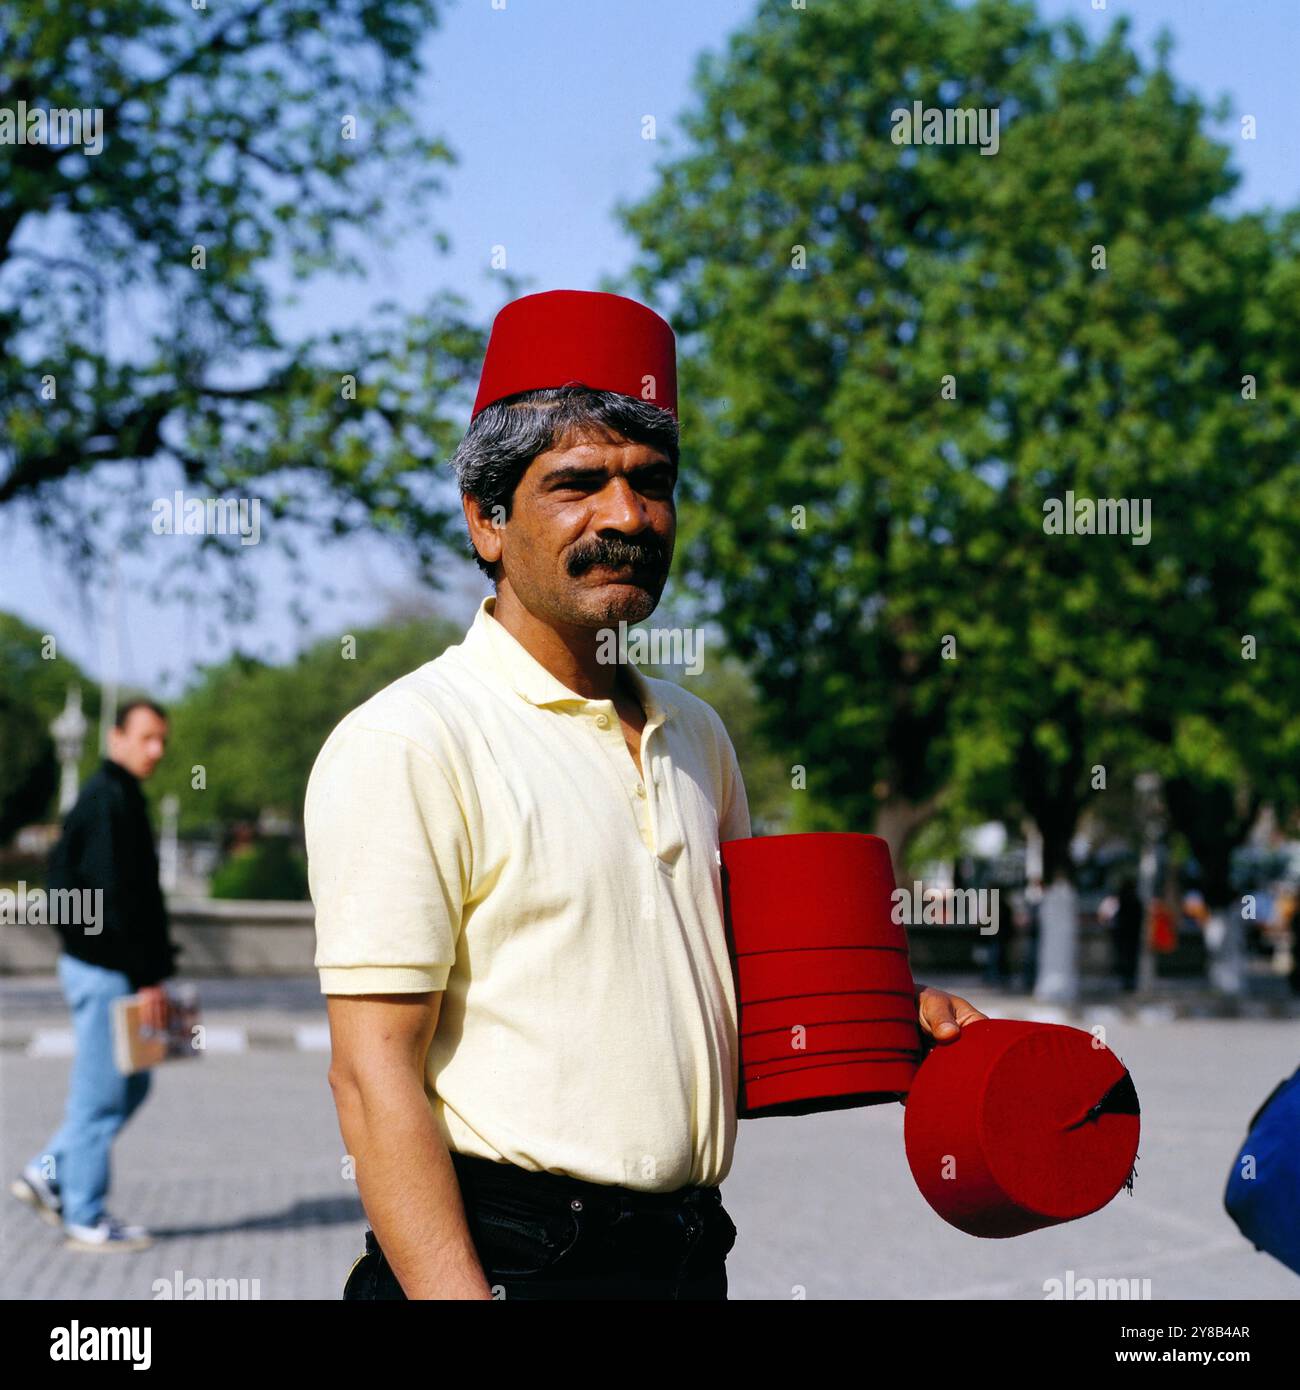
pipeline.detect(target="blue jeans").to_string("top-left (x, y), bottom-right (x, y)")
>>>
top-left (30, 953), bottom-right (152, 1226)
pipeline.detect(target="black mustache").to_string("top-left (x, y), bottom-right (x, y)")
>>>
top-left (568, 538), bottom-right (665, 576)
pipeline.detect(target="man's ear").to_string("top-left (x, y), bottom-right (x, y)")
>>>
top-left (462, 493), bottom-right (504, 570)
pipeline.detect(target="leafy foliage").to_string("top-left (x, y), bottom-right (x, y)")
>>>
top-left (0, 612), bottom-right (96, 835)
top-left (0, 0), bottom-right (485, 610)
top-left (624, 0), bottom-right (1300, 877)
top-left (210, 837), bottom-right (308, 900)
top-left (146, 613), bottom-right (464, 829)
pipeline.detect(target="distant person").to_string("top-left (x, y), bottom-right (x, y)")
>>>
top-left (1112, 874), bottom-right (1143, 993)
top-left (9, 701), bottom-right (178, 1252)
top-left (1285, 890), bottom-right (1300, 996)
top-left (1018, 877), bottom-right (1043, 993)
top-left (981, 881), bottom-right (1010, 987)
top-left (1149, 897), bottom-right (1177, 957)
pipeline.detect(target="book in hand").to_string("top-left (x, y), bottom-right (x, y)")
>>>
top-left (112, 984), bottom-right (202, 1075)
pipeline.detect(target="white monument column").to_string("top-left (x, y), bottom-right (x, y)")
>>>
top-left (51, 686), bottom-right (88, 815)
top-left (1034, 876), bottom-right (1080, 1005)
top-left (159, 793), bottom-right (180, 894)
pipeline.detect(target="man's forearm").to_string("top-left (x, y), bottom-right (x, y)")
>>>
top-left (332, 1071), bottom-right (492, 1299)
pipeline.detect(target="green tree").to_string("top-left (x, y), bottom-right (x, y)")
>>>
top-left (621, 0), bottom-right (1300, 905)
top-left (660, 653), bottom-right (794, 836)
top-left (0, 689), bottom-right (57, 842)
top-left (0, 612), bottom-right (97, 837)
top-left (210, 837), bottom-right (309, 901)
top-left (148, 613), bottom-right (463, 829)
top-left (0, 0), bottom-right (484, 608)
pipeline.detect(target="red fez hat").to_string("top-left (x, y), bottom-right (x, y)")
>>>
top-left (904, 1019), bottom-right (1140, 1238)
top-left (720, 833), bottom-right (922, 1118)
top-left (471, 289), bottom-right (678, 420)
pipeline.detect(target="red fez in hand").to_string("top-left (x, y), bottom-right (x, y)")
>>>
top-left (720, 833), bottom-right (922, 1118)
top-left (904, 1018), bottom-right (1140, 1237)
top-left (471, 289), bottom-right (677, 420)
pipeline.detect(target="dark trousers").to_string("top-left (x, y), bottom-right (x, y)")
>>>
top-left (343, 1151), bottom-right (737, 1301)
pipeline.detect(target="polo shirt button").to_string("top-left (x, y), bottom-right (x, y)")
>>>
top-left (595, 714), bottom-right (609, 728)
top-left (636, 782), bottom-right (646, 798)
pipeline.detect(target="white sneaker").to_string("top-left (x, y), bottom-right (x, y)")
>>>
top-left (9, 1168), bottom-right (63, 1228)
top-left (62, 1215), bottom-right (153, 1252)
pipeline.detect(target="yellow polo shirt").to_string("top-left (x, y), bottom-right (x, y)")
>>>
top-left (304, 595), bottom-right (751, 1191)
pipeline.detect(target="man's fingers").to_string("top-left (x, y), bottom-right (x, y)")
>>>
top-left (916, 987), bottom-right (989, 1044)
top-left (948, 993), bottom-right (990, 1027)
top-left (916, 986), bottom-right (960, 1040)
top-left (139, 988), bottom-right (168, 1033)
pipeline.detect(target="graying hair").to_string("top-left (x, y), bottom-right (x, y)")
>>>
top-left (448, 386), bottom-right (680, 582)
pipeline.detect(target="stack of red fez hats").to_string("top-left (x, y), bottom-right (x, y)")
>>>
top-left (720, 832), bottom-right (1140, 1235)
top-left (720, 832), bottom-right (923, 1117)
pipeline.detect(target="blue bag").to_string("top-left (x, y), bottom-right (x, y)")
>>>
top-left (1224, 1065), bottom-right (1300, 1276)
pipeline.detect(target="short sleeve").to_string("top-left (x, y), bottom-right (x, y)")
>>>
top-left (305, 720), bottom-right (470, 995)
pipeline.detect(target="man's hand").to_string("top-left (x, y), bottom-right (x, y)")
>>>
top-left (137, 984), bottom-right (169, 1034)
top-left (914, 983), bottom-right (988, 1050)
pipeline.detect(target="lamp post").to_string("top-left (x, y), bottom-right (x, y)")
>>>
top-left (51, 686), bottom-right (88, 815)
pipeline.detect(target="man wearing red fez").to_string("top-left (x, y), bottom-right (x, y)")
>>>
top-left (306, 289), bottom-right (985, 1300)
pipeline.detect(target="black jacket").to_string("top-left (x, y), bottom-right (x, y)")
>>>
top-left (47, 759), bottom-right (179, 988)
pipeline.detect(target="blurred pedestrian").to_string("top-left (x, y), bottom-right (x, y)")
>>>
top-left (1149, 897), bottom-right (1177, 956)
top-left (1285, 890), bottom-right (1300, 996)
top-left (1018, 878), bottom-right (1043, 993)
top-left (9, 701), bottom-right (178, 1252)
top-left (981, 881), bottom-right (1010, 987)
top-left (1112, 874), bottom-right (1143, 993)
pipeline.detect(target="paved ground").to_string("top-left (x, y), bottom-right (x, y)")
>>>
top-left (1, 975), bottom-right (1296, 1300)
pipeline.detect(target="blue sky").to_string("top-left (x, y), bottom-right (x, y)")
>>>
top-left (3, 0), bottom-right (1298, 696)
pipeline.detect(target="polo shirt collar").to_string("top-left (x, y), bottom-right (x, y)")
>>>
top-left (463, 595), bottom-right (675, 723)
